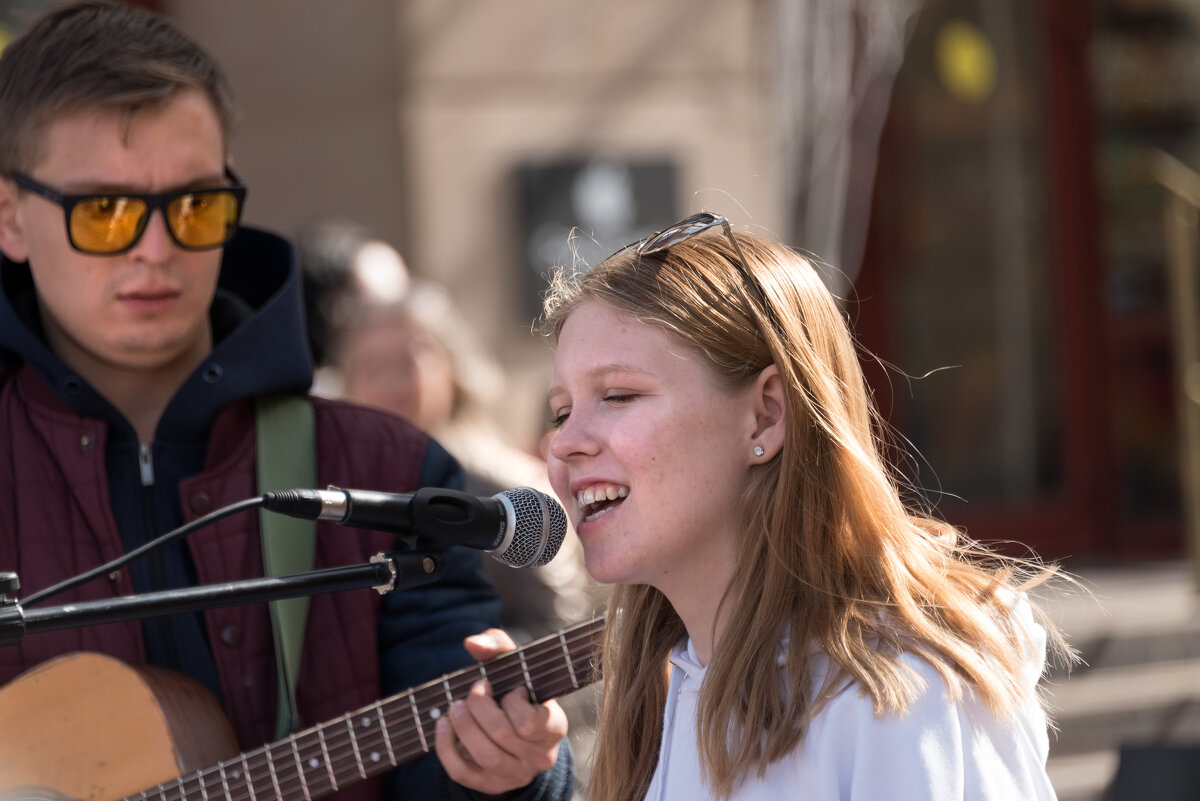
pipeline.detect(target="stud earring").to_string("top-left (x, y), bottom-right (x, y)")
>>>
top-left (753, 445), bottom-right (765, 457)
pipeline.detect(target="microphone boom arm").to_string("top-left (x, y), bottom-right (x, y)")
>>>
top-left (0, 552), bottom-right (444, 648)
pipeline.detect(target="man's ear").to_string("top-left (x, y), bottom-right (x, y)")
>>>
top-left (749, 363), bottom-right (786, 460)
top-left (0, 179), bottom-right (29, 262)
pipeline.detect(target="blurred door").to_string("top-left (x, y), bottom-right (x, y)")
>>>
top-left (854, 0), bottom-right (1187, 560)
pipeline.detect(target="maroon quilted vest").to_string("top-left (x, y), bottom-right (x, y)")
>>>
top-left (0, 365), bottom-right (430, 801)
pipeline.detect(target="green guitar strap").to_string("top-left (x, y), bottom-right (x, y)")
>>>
top-left (255, 392), bottom-right (317, 739)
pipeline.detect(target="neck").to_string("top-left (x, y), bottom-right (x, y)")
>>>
top-left (661, 563), bottom-right (738, 666)
top-left (98, 366), bottom-right (198, 442)
top-left (46, 328), bottom-right (213, 442)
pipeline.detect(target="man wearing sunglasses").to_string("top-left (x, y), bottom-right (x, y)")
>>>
top-left (0, 4), bottom-right (572, 801)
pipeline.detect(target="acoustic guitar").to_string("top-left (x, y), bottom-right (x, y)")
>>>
top-left (0, 617), bottom-right (605, 801)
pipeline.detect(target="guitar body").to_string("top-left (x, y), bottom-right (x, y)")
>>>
top-left (0, 653), bottom-right (237, 801)
top-left (0, 617), bottom-right (604, 801)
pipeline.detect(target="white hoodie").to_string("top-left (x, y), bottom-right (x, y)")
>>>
top-left (644, 599), bottom-right (1057, 800)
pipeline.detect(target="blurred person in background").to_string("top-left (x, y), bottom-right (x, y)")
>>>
top-left (296, 219), bottom-right (411, 397)
top-left (298, 224), bottom-right (599, 641)
top-left (301, 228), bottom-right (603, 796)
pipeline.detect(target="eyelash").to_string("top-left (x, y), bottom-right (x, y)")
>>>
top-left (548, 394), bottom-right (636, 429)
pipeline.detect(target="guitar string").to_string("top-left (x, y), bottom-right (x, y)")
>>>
top-left (225, 666), bottom-right (594, 800)
top-left (130, 621), bottom-right (603, 801)
top-left (290, 625), bottom-right (601, 799)
top-left (262, 632), bottom-right (602, 797)
top-left (180, 670), bottom-right (596, 801)
top-left (178, 622), bottom-right (604, 801)
top-left (255, 671), bottom-right (595, 801)
top-left (136, 669), bottom-right (589, 801)
top-left (215, 631), bottom-right (603, 801)
top-left (141, 673), bottom-right (568, 801)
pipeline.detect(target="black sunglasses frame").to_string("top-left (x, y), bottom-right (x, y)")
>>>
top-left (616, 211), bottom-right (778, 326)
top-left (9, 166), bottom-right (247, 255)
top-left (627, 211), bottom-right (751, 268)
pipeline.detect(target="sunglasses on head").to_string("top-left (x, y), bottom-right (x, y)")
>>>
top-left (616, 211), bottom-right (784, 336)
top-left (617, 211), bottom-right (751, 267)
top-left (10, 166), bottom-right (246, 255)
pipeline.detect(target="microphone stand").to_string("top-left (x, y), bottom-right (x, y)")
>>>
top-left (0, 551), bottom-right (445, 647)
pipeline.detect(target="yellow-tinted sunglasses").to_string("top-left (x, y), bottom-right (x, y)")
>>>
top-left (10, 166), bottom-right (246, 255)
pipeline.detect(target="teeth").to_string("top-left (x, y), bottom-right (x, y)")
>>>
top-left (585, 505), bottom-right (616, 523)
top-left (576, 485), bottom-right (629, 509)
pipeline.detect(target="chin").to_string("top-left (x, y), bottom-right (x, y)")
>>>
top-left (580, 549), bottom-right (638, 587)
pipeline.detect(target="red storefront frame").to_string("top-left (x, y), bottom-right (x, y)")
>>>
top-left (853, 0), bottom-right (1182, 563)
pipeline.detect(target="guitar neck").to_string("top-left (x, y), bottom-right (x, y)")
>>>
top-left (124, 616), bottom-right (605, 801)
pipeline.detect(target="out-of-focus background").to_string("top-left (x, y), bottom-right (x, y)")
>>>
top-left (5, 1), bottom-right (1200, 798)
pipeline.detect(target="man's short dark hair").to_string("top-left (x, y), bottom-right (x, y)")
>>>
top-left (0, 1), bottom-right (234, 174)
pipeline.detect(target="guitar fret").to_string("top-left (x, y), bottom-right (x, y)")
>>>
top-left (479, 661), bottom-right (488, 684)
top-left (198, 769), bottom-right (211, 801)
top-left (517, 647), bottom-right (537, 702)
top-left (442, 675), bottom-right (454, 706)
top-left (240, 753), bottom-right (257, 801)
top-left (217, 760), bottom-right (232, 800)
top-left (316, 725), bottom-right (339, 791)
top-left (264, 745), bottom-right (283, 800)
top-left (407, 691), bottom-right (429, 752)
top-left (285, 733), bottom-right (311, 801)
top-left (344, 712), bottom-right (367, 779)
top-left (559, 630), bottom-right (580, 689)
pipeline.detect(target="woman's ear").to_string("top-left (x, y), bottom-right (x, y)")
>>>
top-left (749, 363), bottom-right (786, 460)
top-left (0, 179), bottom-right (30, 263)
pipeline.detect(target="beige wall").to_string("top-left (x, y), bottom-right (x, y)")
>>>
top-left (172, 0), bottom-right (784, 448)
top-left (169, 0), bottom-right (407, 245)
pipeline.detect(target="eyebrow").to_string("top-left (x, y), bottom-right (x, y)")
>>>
top-left (546, 362), bottom-right (655, 403)
top-left (58, 172), bottom-right (228, 195)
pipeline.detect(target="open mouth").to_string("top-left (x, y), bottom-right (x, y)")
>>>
top-left (577, 486), bottom-right (628, 522)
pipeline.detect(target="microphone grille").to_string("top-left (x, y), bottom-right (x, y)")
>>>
top-left (495, 487), bottom-right (568, 568)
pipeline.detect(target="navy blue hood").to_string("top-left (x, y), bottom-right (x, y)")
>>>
top-left (0, 225), bottom-right (314, 439)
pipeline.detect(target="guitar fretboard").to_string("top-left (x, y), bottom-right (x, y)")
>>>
top-left (124, 616), bottom-right (605, 801)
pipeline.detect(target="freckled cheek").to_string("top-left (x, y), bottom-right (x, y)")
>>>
top-left (609, 424), bottom-right (653, 457)
top-left (634, 420), bottom-right (694, 469)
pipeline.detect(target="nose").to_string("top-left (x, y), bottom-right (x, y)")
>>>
top-left (127, 208), bottom-right (174, 262)
top-left (547, 410), bottom-right (599, 463)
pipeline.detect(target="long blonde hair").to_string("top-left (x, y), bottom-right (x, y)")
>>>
top-left (542, 226), bottom-right (1067, 801)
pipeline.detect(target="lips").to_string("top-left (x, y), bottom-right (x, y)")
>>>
top-left (117, 286), bottom-right (180, 314)
top-left (120, 285), bottom-right (177, 300)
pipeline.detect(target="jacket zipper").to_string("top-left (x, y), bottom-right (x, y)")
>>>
top-left (139, 442), bottom-right (180, 671)
top-left (138, 442), bottom-right (154, 485)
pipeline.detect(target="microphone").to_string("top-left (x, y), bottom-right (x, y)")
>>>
top-left (260, 486), bottom-right (568, 568)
